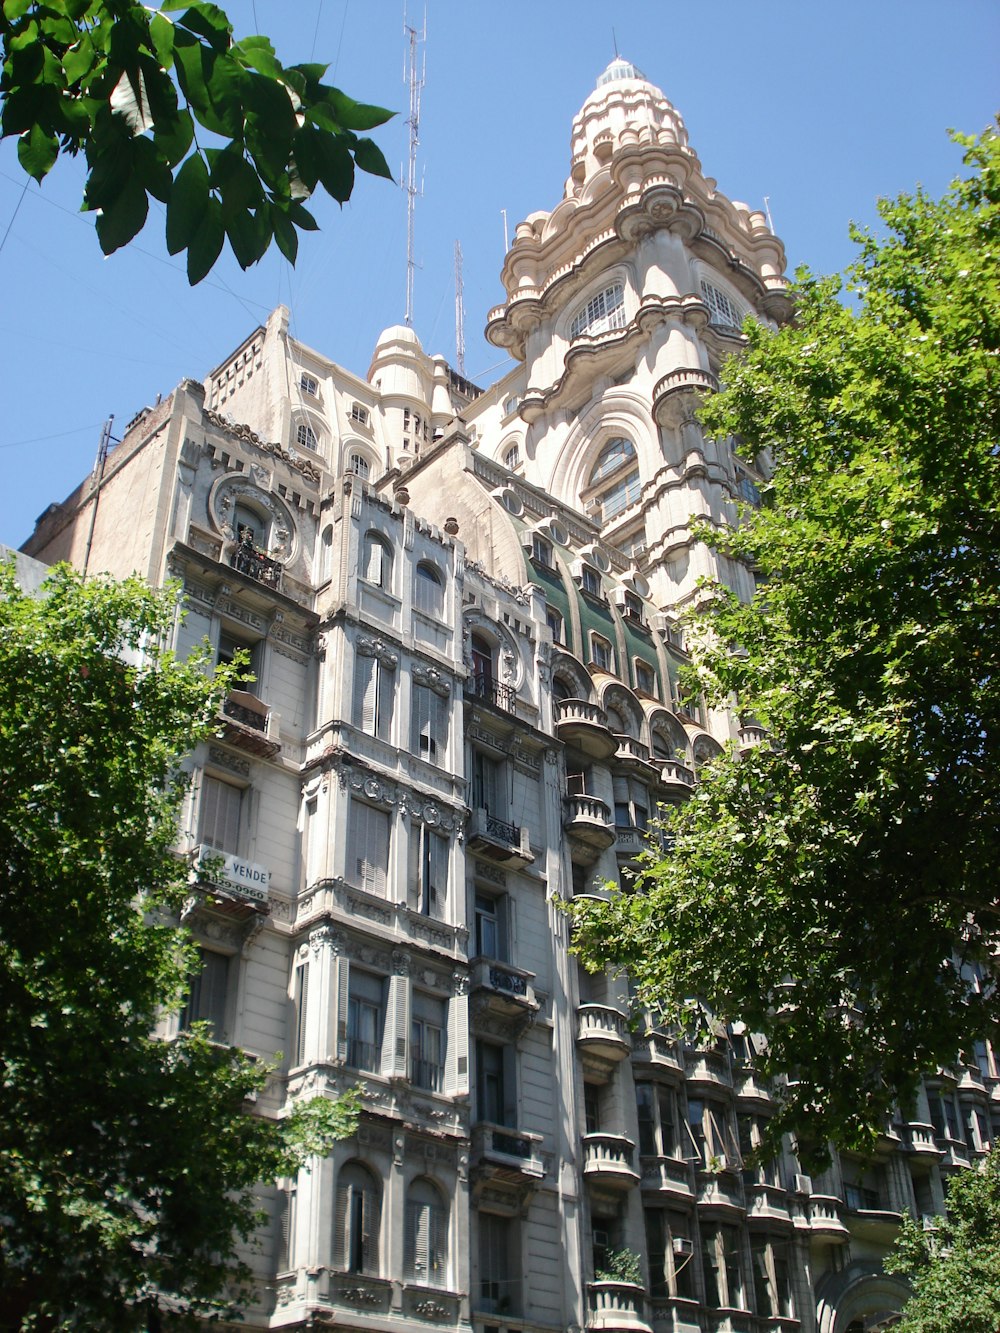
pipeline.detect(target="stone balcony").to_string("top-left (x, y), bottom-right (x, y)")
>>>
top-left (556, 698), bottom-right (618, 760)
top-left (587, 1281), bottom-right (653, 1333)
top-left (655, 760), bottom-right (696, 800)
top-left (564, 792), bottom-right (616, 852)
top-left (577, 1004), bottom-right (632, 1063)
top-left (470, 957), bottom-right (541, 1022)
top-left (583, 1133), bottom-right (640, 1191)
top-left (467, 808), bottom-right (534, 869)
top-left (613, 735), bottom-right (659, 779)
top-left (219, 688), bottom-right (281, 759)
top-left (471, 1122), bottom-right (545, 1181)
top-left (807, 1194), bottom-right (850, 1244)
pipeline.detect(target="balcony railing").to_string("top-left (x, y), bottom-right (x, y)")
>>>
top-left (222, 693), bottom-right (267, 732)
top-left (466, 672), bottom-right (516, 712)
top-left (485, 813), bottom-right (519, 844)
top-left (411, 1058), bottom-right (445, 1093)
top-left (230, 542), bottom-right (282, 590)
top-left (346, 1037), bottom-right (380, 1072)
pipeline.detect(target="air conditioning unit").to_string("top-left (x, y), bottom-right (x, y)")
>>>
top-left (794, 1173), bottom-right (813, 1195)
top-left (672, 1236), bottom-right (694, 1257)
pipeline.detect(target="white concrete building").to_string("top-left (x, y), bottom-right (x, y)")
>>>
top-left (22, 59), bottom-right (997, 1333)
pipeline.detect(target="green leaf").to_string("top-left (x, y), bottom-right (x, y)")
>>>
top-left (230, 34), bottom-right (283, 81)
top-left (269, 200), bottom-right (298, 265)
top-left (185, 194), bottom-right (224, 283)
top-left (319, 85), bottom-right (394, 131)
top-left (224, 204), bottom-right (270, 269)
top-left (2, 0), bottom-right (33, 20)
top-left (165, 149), bottom-right (209, 255)
top-left (62, 33), bottom-right (98, 86)
top-left (173, 1), bottom-right (233, 55)
top-left (353, 135), bottom-right (393, 181)
top-left (95, 174), bottom-right (149, 254)
top-left (314, 133), bottom-right (353, 202)
top-left (17, 123), bottom-right (59, 182)
top-left (148, 12), bottom-right (176, 69)
top-left (153, 106), bottom-right (194, 169)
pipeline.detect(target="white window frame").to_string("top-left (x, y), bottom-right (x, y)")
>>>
top-left (590, 633), bottom-right (613, 672)
top-left (300, 372), bottom-right (318, 396)
top-left (570, 280), bottom-right (626, 339)
top-left (296, 421), bottom-right (319, 451)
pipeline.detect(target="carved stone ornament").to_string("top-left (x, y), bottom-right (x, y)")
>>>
top-left (392, 949), bottom-right (411, 977)
top-left (356, 635), bottom-right (399, 669)
top-left (202, 407), bottom-right (322, 484)
top-left (411, 664), bottom-right (451, 697)
top-left (309, 924), bottom-right (343, 954)
top-left (209, 474), bottom-right (296, 561)
top-left (452, 969), bottom-right (471, 997)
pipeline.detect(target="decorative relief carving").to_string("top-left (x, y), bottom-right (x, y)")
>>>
top-left (207, 745), bottom-right (252, 778)
top-left (356, 635), bottom-right (399, 669)
top-left (203, 408), bottom-right (322, 484)
top-left (216, 599), bottom-right (267, 632)
top-left (212, 476), bottom-right (294, 559)
top-left (452, 969), bottom-right (471, 997)
top-left (309, 925), bottom-right (343, 954)
top-left (392, 949), bottom-right (411, 977)
top-left (411, 664), bottom-right (451, 696)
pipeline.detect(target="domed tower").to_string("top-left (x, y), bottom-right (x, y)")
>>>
top-left (485, 59), bottom-right (792, 612)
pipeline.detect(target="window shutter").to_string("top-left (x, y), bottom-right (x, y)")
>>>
top-left (294, 961), bottom-right (309, 1066)
top-left (385, 973), bottom-right (409, 1077)
top-left (333, 1181), bottom-right (348, 1269)
top-left (335, 956), bottom-right (350, 1061)
top-left (429, 832), bottom-right (447, 910)
top-left (376, 662), bottom-right (394, 739)
top-left (354, 656), bottom-right (376, 734)
top-left (361, 1182), bottom-right (378, 1273)
top-left (199, 775), bottom-right (242, 852)
top-left (365, 536), bottom-right (384, 585)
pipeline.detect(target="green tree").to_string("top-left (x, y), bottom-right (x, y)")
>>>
top-left (1, 0), bottom-right (393, 283)
top-left (886, 1150), bottom-right (1000, 1332)
top-left (0, 564), bottom-right (358, 1329)
top-left (570, 127), bottom-right (1000, 1161)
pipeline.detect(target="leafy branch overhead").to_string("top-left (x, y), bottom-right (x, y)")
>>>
top-left (1, 0), bottom-right (394, 282)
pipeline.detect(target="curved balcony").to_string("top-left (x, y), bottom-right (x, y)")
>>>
top-left (583, 1133), bottom-right (640, 1191)
top-left (556, 698), bottom-right (618, 760)
top-left (639, 1154), bottom-right (694, 1199)
top-left (577, 1005), bottom-right (632, 1063)
top-left (655, 760), bottom-right (695, 799)
top-left (684, 1048), bottom-right (733, 1090)
top-left (808, 1194), bottom-right (850, 1244)
top-left (613, 735), bottom-right (658, 778)
top-left (613, 823), bottom-right (649, 864)
top-left (652, 366), bottom-right (719, 428)
top-left (587, 1281), bottom-right (652, 1333)
top-left (904, 1122), bottom-right (944, 1158)
top-left (738, 723), bottom-right (767, 754)
top-left (564, 793), bottom-right (616, 851)
top-left (631, 1030), bottom-right (684, 1073)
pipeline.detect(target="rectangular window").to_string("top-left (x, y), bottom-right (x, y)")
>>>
top-left (300, 373), bottom-right (318, 396)
top-left (350, 401), bottom-right (369, 426)
top-left (346, 800), bottom-right (390, 896)
top-left (590, 634), bottom-right (613, 672)
top-left (686, 1097), bottom-right (736, 1169)
top-left (634, 660), bottom-right (656, 695)
top-left (410, 824), bottom-right (448, 916)
top-left (644, 1208), bottom-right (695, 1300)
top-left (353, 654), bottom-right (394, 740)
top-left (477, 1213), bottom-right (519, 1316)
top-left (702, 1223), bottom-right (744, 1309)
top-left (412, 684), bottom-right (449, 764)
top-left (476, 1041), bottom-right (515, 1127)
top-left (347, 971), bottom-right (385, 1072)
top-left (411, 991), bottom-right (447, 1092)
top-left (472, 751), bottom-right (504, 816)
top-left (750, 1236), bottom-right (792, 1317)
top-left (198, 774), bottom-right (243, 853)
top-left (180, 948), bottom-right (230, 1039)
top-left (474, 893), bottom-right (508, 961)
top-left (531, 533), bottom-right (552, 566)
top-left (738, 1114), bottom-right (779, 1186)
top-left (546, 607), bottom-right (563, 644)
top-left (581, 565), bottom-right (602, 597)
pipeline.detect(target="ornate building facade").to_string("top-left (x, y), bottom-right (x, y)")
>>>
top-left (22, 59), bottom-right (995, 1333)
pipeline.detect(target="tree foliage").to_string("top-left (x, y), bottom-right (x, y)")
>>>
top-left (886, 1150), bottom-right (1000, 1332)
top-left (0, 0), bottom-right (393, 282)
top-left (0, 564), bottom-right (358, 1329)
top-left (570, 127), bottom-right (1000, 1160)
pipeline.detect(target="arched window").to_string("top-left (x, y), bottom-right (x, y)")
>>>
top-left (404, 1178), bottom-right (448, 1286)
top-left (590, 437), bottom-right (636, 485)
top-left (471, 633), bottom-right (494, 688)
top-left (570, 281), bottom-right (626, 339)
top-left (589, 438), bottom-right (640, 521)
top-left (414, 562), bottom-right (444, 616)
top-left (349, 452), bottom-right (371, 479)
top-left (504, 443), bottom-right (521, 470)
top-left (363, 532), bottom-right (393, 591)
top-left (233, 502), bottom-right (266, 548)
top-left (320, 525), bottom-right (334, 583)
top-left (333, 1162), bottom-right (381, 1274)
top-left (296, 421), bottom-right (319, 451)
top-left (700, 278), bottom-right (745, 331)
top-left (552, 675), bottom-right (573, 705)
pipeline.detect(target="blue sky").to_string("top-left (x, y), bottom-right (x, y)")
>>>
top-left (1, 0), bottom-right (997, 548)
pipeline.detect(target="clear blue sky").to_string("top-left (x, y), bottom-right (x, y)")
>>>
top-left (1, 0), bottom-right (997, 549)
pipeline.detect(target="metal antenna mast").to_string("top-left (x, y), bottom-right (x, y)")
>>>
top-left (403, 15), bottom-right (425, 328)
top-left (454, 240), bottom-right (465, 376)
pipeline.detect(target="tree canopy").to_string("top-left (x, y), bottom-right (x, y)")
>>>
top-left (0, 1), bottom-right (393, 282)
top-left (570, 127), bottom-right (1000, 1160)
top-left (886, 1149), bottom-right (1000, 1332)
top-left (0, 564), bottom-right (357, 1329)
